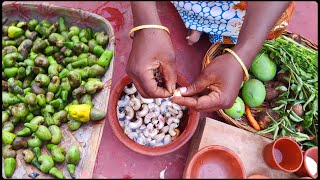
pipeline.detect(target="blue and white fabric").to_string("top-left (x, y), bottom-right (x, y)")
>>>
top-left (171, 1), bottom-right (247, 44)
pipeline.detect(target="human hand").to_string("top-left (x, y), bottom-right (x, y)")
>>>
top-left (126, 28), bottom-right (177, 98)
top-left (171, 53), bottom-right (245, 112)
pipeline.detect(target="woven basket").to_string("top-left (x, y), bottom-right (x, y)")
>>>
top-left (202, 31), bottom-right (318, 139)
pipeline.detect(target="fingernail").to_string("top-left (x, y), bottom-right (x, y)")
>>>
top-left (179, 87), bottom-right (187, 94)
top-left (186, 36), bottom-right (190, 40)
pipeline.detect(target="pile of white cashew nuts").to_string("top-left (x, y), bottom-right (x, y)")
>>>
top-left (117, 83), bottom-right (187, 147)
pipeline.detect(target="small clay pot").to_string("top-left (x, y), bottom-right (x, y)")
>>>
top-left (108, 73), bottom-right (200, 156)
top-left (247, 174), bottom-right (269, 179)
top-left (184, 145), bottom-right (246, 178)
top-left (263, 137), bottom-right (303, 173)
top-left (295, 147), bottom-right (318, 179)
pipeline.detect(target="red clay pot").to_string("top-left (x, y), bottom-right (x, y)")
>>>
top-left (295, 147), bottom-right (318, 179)
top-left (263, 137), bottom-right (303, 173)
top-left (108, 73), bottom-right (200, 156)
top-left (184, 145), bottom-right (246, 179)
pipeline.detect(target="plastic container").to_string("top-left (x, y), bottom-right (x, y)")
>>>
top-left (263, 137), bottom-right (303, 172)
top-left (295, 147), bottom-right (318, 179)
top-left (108, 73), bottom-right (200, 156)
top-left (184, 145), bottom-right (246, 178)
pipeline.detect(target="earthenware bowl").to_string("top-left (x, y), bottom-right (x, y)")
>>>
top-left (184, 145), bottom-right (246, 178)
top-left (108, 73), bottom-right (200, 156)
top-left (263, 137), bottom-right (303, 173)
top-left (295, 147), bottom-right (318, 179)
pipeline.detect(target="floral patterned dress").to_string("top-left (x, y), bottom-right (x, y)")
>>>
top-left (171, 1), bottom-right (295, 44)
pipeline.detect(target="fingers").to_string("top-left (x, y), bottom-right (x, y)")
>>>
top-left (171, 85), bottom-right (224, 112)
top-left (171, 95), bottom-right (220, 112)
top-left (179, 73), bottom-right (210, 97)
top-left (161, 61), bottom-right (177, 94)
top-left (138, 69), bottom-right (172, 98)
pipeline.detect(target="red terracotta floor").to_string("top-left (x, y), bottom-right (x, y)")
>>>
top-left (9, 1), bottom-right (318, 178)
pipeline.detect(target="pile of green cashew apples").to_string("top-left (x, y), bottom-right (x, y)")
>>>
top-left (224, 52), bottom-right (276, 119)
top-left (2, 17), bottom-right (112, 178)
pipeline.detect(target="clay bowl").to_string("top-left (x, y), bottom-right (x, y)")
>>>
top-left (263, 137), bottom-right (303, 173)
top-left (108, 73), bottom-right (200, 156)
top-left (184, 145), bottom-right (246, 179)
top-left (295, 147), bottom-right (318, 179)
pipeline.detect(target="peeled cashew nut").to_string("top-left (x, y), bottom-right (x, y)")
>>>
top-left (155, 98), bottom-right (162, 106)
top-left (149, 139), bottom-right (156, 146)
top-left (165, 112), bottom-right (171, 118)
top-left (181, 106), bottom-right (187, 110)
top-left (148, 103), bottom-right (161, 116)
top-left (168, 107), bottom-right (179, 115)
top-left (154, 142), bottom-right (164, 146)
top-left (136, 104), bottom-right (149, 117)
top-left (172, 103), bottom-right (182, 111)
top-left (128, 117), bottom-right (143, 129)
top-left (143, 128), bottom-right (159, 138)
top-left (173, 89), bottom-right (182, 97)
top-left (161, 126), bottom-right (169, 134)
top-left (125, 106), bottom-right (135, 120)
top-left (154, 132), bottom-right (165, 143)
top-left (176, 110), bottom-right (183, 119)
top-left (144, 112), bottom-right (156, 124)
top-left (152, 118), bottom-right (159, 125)
top-left (124, 119), bottom-right (130, 127)
top-left (155, 115), bottom-right (165, 129)
top-left (163, 134), bottom-right (172, 145)
top-left (128, 132), bottom-right (138, 140)
top-left (137, 93), bottom-right (154, 104)
top-left (124, 126), bottom-right (132, 135)
top-left (167, 117), bottom-right (179, 125)
top-left (136, 137), bottom-right (145, 145)
top-left (124, 84), bottom-right (137, 95)
top-left (139, 124), bottom-right (147, 131)
top-left (135, 128), bottom-right (142, 134)
top-left (160, 100), bottom-right (172, 114)
top-left (146, 123), bottom-right (154, 130)
top-left (117, 105), bottom-right (125, 119)
top-left (130, 96), bottom-right (141, 111)
top-left (169, 123), bottom-right (178, 136)
top-left (118, 95), bottom-right (130, 107)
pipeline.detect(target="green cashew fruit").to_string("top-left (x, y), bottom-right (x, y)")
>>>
top-left (49, 125), bottom-right (62, 144)
top-left (38, 154), bottom-right (55, 173)
top-left (35, 125), bottom-right (52, 141)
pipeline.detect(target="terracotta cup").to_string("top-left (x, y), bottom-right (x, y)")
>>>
top-left (295, 147), bottom-right (318, 179)
top-left (184, 145), bottom-right (246, 179)
top-left (108, 73), bottom-right (200, 156)
top-left (263, 137), bottom-right (303, 172)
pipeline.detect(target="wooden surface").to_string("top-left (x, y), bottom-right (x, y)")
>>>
top-left (183, 118), bottom-right (299, 179)
top-left (2, 2), bottom-right (115, 179)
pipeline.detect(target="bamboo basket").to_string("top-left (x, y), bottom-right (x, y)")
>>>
top-left (2, 2), bottom-right (115, 179)
top-left (202, 31), bottom-right (318, 139)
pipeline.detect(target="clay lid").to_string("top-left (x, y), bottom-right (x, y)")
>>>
top-left (184, 145), bottom-right (246, 178)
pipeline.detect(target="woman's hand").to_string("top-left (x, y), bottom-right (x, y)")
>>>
top-left (126, 28), bottom-right (177, 98)
top-left (171, 53), bottom-right (245, 112)
top-left (127, 1), bottom-right (178, 98)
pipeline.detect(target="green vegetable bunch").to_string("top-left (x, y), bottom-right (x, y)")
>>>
top-left (258, 35), bottom-right (318, 147)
